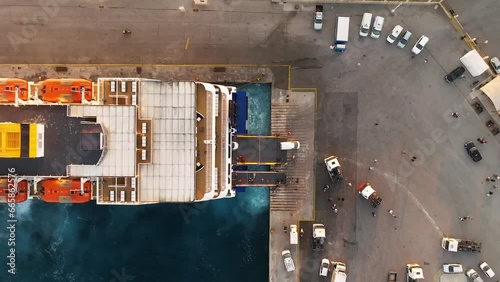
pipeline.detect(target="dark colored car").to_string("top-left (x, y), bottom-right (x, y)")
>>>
top-left (464, 141), bottom-right (482, 162)
top-left (445, 66), bottom-right (466, 82)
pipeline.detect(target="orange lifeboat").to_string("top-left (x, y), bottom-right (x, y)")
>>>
top-left (0, 178), bottom-right (28, 203)
top-left (39, 79), bottom-right (93, 103)
top-left (38, 178), bottom-right (92, 203)
top-left (0, 78), bottom-right (29, 102)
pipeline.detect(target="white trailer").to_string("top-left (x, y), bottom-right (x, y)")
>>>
top-left (334, 17), bottom-right (350, 52)
top-left (290, 225), bottom-right (298, 245)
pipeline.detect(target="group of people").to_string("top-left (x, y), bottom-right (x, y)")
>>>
top-left (486, 174), bottom-right (500, 196)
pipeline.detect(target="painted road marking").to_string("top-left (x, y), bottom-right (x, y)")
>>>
top-left (185, 37), bottom-right (190, 50)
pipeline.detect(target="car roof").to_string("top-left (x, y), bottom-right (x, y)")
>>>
top-left (419, 36), bottom-right (429, 44)
top-left (465, 141), bottom-right (475, 147)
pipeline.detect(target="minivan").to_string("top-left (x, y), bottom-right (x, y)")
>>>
top-left (359, 13), bottom-right (372, 37)
top-left (370, 16), bottom-right (384, 39)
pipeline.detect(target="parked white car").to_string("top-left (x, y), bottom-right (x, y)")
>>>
top-left (491, 57), bottom-right (500, 74)
top-left (411, 35), bottom-right (429, 55)
top-left (282, 250), bottom-right (295, 272)
top-left (319, 259), bottom-right (329, 277)
top-left (442, 263), bottom-right (463, 274)
top-left (466, 269), bottom-right (484, 282)
top-left (479, 262), bottom-right (495, 278)
top-left (397, 30), bottom-right (412, 48)
top-left (387, 25), bottom-right (403, 43)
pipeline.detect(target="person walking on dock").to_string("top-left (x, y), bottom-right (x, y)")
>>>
top-left (388, 209), bottom-right (397, 218)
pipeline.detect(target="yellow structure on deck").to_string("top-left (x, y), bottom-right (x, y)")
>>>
top-left (0, 123), bottom-right (44, 158)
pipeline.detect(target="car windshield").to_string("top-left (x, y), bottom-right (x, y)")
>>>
top-left (416, 43), bottom-right (424, 49)
top-left (400, 38), bottom-right (407, 44)
top-left (361, 28), bottom-right (368, 33)
top-left (373, 30), bottom-right (381, 35)
top-left (315, 19), bottom-right (322, 24)
top-left (389, 34), bottom-right (396, 40)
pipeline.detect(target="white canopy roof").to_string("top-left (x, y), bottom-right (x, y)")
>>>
top-left (480, 76), bottom-right (500, 111)
top-left (460, 50), bottom-right (489, 77)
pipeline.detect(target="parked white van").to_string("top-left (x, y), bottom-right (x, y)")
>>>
top-left (280, 141), bottom-right (300, 150)
top-left (371, 16), bottom-right (384, 39)
top-left (359, 13), bottom-right (372, 37)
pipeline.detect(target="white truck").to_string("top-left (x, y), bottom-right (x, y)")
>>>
top-left (406, 263), bottom-right (424, 282)
top-left (441, 237), bottom-right (482, 252)
top-left (312, 223), bottom-right (326, 251)
top-left (314, 5), bottom-right (323, 30)
top-left (331, 262), bottom-right (347, 282)
top-left (290, 225), bottom-right (298, 245)
top-left (334, 17), bottom-right (350, 52)
top-left (324, 155), bottom-right (343, 182)
top-left (357, 182), bottom-right (382, 207)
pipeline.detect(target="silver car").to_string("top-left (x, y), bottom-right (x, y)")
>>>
top-left (466, 269), bottom-right (484, 282)
top-left (479, 262), bottom-right (495, 278)
top-left (397, 30), bottom-right (412, 48)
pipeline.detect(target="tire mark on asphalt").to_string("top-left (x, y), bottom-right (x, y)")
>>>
top-left (342, 157), bottom-right (445, 237)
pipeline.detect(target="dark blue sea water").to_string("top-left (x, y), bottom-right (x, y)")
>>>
top-left (0, 83), bottom-right (271, 282)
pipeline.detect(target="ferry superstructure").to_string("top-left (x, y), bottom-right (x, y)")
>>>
top-left (0, 78), bottom-right (236, 204)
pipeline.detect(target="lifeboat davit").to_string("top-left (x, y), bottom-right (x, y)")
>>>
top-left (0, 178), bottom-right (28, 203)
top-left (39, 79), bottom-right (92, 103)
top-left (0, 78), bottom-right (29, 102)
top-left (38, 178), bottom-right (92, 203)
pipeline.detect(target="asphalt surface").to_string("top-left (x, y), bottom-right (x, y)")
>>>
top-left (0, 1), bottom-right (499, 281)
top-left (444, 0), bottom-right (500, 59)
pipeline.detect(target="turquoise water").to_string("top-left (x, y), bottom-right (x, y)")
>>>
top-left (0, 83), bottom-right (272, 282)
top-left (243, 83), bottom-right (271, 136)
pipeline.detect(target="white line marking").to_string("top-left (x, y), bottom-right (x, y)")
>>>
top-left (342, 157), bottom-right (444, 237)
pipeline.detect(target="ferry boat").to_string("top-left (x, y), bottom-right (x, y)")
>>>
top-left (39, 79), bottom-right (92, 103)
top-left (38, 179), bottom-right (92, 203)
top-left (0, 78), bottom-right (29, 102)
top-left (0, 178), bottom-right (28, 203)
